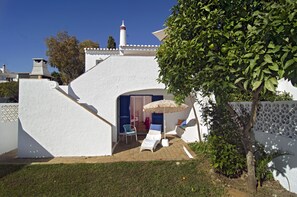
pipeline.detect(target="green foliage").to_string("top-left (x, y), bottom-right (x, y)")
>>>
top-left (0, 82), bottom-right (18, 102)
top-left (157, 1), bottom-right (297, 192)
top-left (51, 71), bottom-right (63, 85)
top-left (46, 32), bottom-right (99, 84)
top-left (107, 36), bottom-right (116, 49)
top-left (189, 141), bottom-right (210, 155)
top-left (201, 100), bottom-right (289, 185)
top-left (229, 90), bottom-right (293, 102)
top-left (208, 135), bottom-right (246, 177)
top-left (79, 39), bottom-right (99, 66)
top-left (201, 102), bottom-right (246, 177)
top-left (157, 0), bottom-right (297, 102)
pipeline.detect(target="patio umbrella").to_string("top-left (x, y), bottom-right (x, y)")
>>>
top-left (152, 28), bottom-right (167, 41)
top-left (143, 99), bottom-right (188, 139)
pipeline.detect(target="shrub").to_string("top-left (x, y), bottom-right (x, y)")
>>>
top-left (201, 101), bottom-right (246, 177)
top-left (207, 134), bottom-right (246, 177)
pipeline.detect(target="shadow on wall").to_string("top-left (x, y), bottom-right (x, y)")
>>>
top-left (18, 120), bottom-right (54, 158)
top-left (68, 83), bottom-right (99, 114)
top-left (255, 131), bottom-right (297, 192)
top-left (68, 84), bottom-right (80, 100)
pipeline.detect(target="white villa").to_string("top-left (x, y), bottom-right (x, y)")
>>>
top-left (4, 21), bottom-right (297, 194)
top-left (17, 21), bottom-right (206, 158)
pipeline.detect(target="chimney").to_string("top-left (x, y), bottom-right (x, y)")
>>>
top-left (30, 58), bottom-right (51, 79)
top-left (119, 20), bottom-right (127, 47)
top-left (1, 64), bottom-right (6, 73)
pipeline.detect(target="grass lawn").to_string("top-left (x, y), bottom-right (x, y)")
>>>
top-left (0, 159), bottom-right (224, 197)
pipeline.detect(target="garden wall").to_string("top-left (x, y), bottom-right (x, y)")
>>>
top-left (0, 103), bottom-right (18, 155)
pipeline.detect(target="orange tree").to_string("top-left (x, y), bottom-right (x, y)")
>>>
top-left (157, 0), bottom-right (297, 193)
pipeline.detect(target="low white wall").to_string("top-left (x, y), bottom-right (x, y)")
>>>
top-left (0, 103), bottom-right (18, 155)
top-left (18, 79), bottom-right (113, 158)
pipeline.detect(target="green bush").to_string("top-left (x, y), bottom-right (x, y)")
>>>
top-left (207, 135), bottom-right (246, 177)
top-left (201, 102), bottom-right (246, 177)
top-left (0, 82), bottom-right (18, 102)
top-left (189, 141), bottom-right (210, 155)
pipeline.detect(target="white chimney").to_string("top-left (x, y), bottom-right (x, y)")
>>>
top-left (30, 58), bottom-right (51, 79)
top-left (119, 20), bottom-right (127, 47)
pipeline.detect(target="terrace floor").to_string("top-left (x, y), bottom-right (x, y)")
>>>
top-left (0, 135), bottom-right (196, 164)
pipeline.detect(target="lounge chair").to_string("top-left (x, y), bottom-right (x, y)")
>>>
top-left (140, 124), bottom-right (162, 152)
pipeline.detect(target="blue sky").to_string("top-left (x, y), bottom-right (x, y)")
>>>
top-left (0, 0), bottom-right (176, 72)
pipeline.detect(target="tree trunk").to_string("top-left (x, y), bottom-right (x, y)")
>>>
top-left (245, 131), bottom-right (257, 195)
top-left (244, 85), bottom-right (263, 194)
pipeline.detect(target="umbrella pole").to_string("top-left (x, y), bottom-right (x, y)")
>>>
top-left (163, 107), bottom-right (166, 139)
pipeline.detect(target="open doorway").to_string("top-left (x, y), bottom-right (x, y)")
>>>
top-left (118, 95), bottom-right (163, 135)
top-left (130, 96), bottom-right (152, 134)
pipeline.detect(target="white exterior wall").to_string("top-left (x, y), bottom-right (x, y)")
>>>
top-left (85, 50), bottom-right (119, 72)
top-left (18, 79), bottom-right (113, 158)
top-left (71, 56), bottom-right (164, 143)
top-left (0, 103), bottom-right (18, 155)
top-left (70, 56), bottom-right (207, 143)
top-left (277, 78), bottom-right (297, 100)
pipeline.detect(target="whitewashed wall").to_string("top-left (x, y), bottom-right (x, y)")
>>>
top-left (0, 103), bottom-right (18, 155)
top-left (232, 101), bottom-right (297, 194)
top-left (85, 50), bottom-right (118, 72)
top-left (18, 79), bottom-right (113, 158)
top-left (70, 56), bottom-right (207, 143)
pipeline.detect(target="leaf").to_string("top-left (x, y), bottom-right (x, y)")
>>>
top-left (249, 59), bottom-right (257, 70)
top-left (244, 80), bottom-right (249, 90)
top-left (278, 69), bottom-right (285, 78)
top-left (270, 77), bottom-right (278, 85)
top-left (268, 63), bottom-right (279, 71)
top-left (264, 54), bottom-right (273, 64)
top-left (229, 83), bottom-right (237, 89)
top-left (268, 42), bottom-right (275, 49)
top-left (262, 69), bottom-right (272, 74)
top-left (289, 12), bottom-right (295, 21)
top-left (234, 77), bottom-right (245, 84)
top-left (281, 52), bottom-right (288, 63)
top-left (284, 59), bottom-right (295, 69)
top-left (202, 6), bottom-right (210, 12)
top-left (234, 22), bottom-right (242, 29)
top-left (243, 53), bottom-right (253, 58)
top-left (265, 79), bottom-right (276, 92)
top-left (252, 81), bottom-right (262, 91)
top-left (247, 24), bottom-right (253, 31)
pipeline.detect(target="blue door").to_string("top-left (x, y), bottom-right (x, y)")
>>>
top-left (119, 96), bottom-right (130, 133)
top-left (152, 95), bottom-right (164, 131)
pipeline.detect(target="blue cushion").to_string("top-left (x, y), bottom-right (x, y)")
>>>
top-left (181, 120), bottom-right (187, 126)
top-left (150, 124), bottom-right (162, 131)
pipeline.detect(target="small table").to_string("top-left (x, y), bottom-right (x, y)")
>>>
top-left (161, 139), bottom-right (169, 147)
